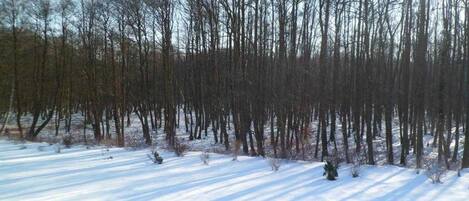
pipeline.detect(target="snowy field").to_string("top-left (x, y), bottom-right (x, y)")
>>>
top-left (1, 139), bottom-right (468, 201)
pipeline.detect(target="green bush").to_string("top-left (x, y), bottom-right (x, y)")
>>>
top-left (323, 161), bottom-right (338, 180)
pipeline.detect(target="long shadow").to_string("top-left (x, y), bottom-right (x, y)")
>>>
top-left (0, 145), bottom-right (35, 153)
top-left (255, 165), bottom-right (354, 201)
top-left (252, 166), bottom-right (404, 201)
top-left (0, 158), bottom-right (160, 199)
top-left (215, 165), bottom-right (318, 201)
top-left (295, 166), bottom-right (405, 200)
top-left (430, 173), bottom-right (462, 201)
top-left (0, 156), bottom-right (149, 187)
top-left (202, 163), bottom-right (306, 193)
top-left (114, 163), bottom-right (271, 200)
top-left (4, 140), bottom-right (459, 201)
top-left (370, 174), bottom-right (427, 201)
top-left (2, 156), bottom-right (262, 200)
top-left (92, 157), bottom-right (269, 200)
top-left (0, 148), bottom-right (130, 173)
top-left (0, 146), bottom-right (106, 161)
top-left (0, 148), bottom-right (263, 200)
top-left (114, 171), bottom-right (260, 200)
top-left (0, 147), bottom-right (144, 176)
top-left (0, 149), bottom-right (55, 160)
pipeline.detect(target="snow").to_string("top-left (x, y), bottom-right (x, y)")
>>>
top-left (4, 110), bottom-right (466, 170)
top-left (1, 139), bottom-right (468, 201)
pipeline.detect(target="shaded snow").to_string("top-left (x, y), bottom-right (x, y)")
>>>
top-left (0, 139), bottom-right (468, 201)
top-left (4, 111), bottom-right (466, 169)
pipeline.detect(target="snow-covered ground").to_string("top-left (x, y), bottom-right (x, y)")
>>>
top-left (1, 139), bottom-right (468, 201)
top-left (4, 110), bottom-right (466, 169)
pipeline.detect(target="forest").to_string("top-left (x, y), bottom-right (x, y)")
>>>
top-left (0, 0), bottom-right (469, 171)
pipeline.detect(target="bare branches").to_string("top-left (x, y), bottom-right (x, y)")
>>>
top-left (0, 0), bottom-right (467, 169)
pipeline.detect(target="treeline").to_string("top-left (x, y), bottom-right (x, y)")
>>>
top-left (0, 0), bottom-right (468, 169)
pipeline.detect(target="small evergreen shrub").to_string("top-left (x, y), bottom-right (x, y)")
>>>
top-left (323, 161), bottom-right (338, 180)
top-left (147, 151), bottom-right (163, 164)
top-left (154, 152), bottom-right (163, 164)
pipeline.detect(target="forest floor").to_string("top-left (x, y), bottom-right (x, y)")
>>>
top-left (1, 138), bottom-right (468, 201)
top-left (7, 109), bottom-right (464, 170)
top-left (7, 111), bottom-right (465, 170)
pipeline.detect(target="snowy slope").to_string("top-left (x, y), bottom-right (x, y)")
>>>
top-left (0, 139), bottom-right (468, 201)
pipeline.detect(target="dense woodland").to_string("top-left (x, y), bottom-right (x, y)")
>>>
top-left (0, 0), bottom-right (469, 169)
